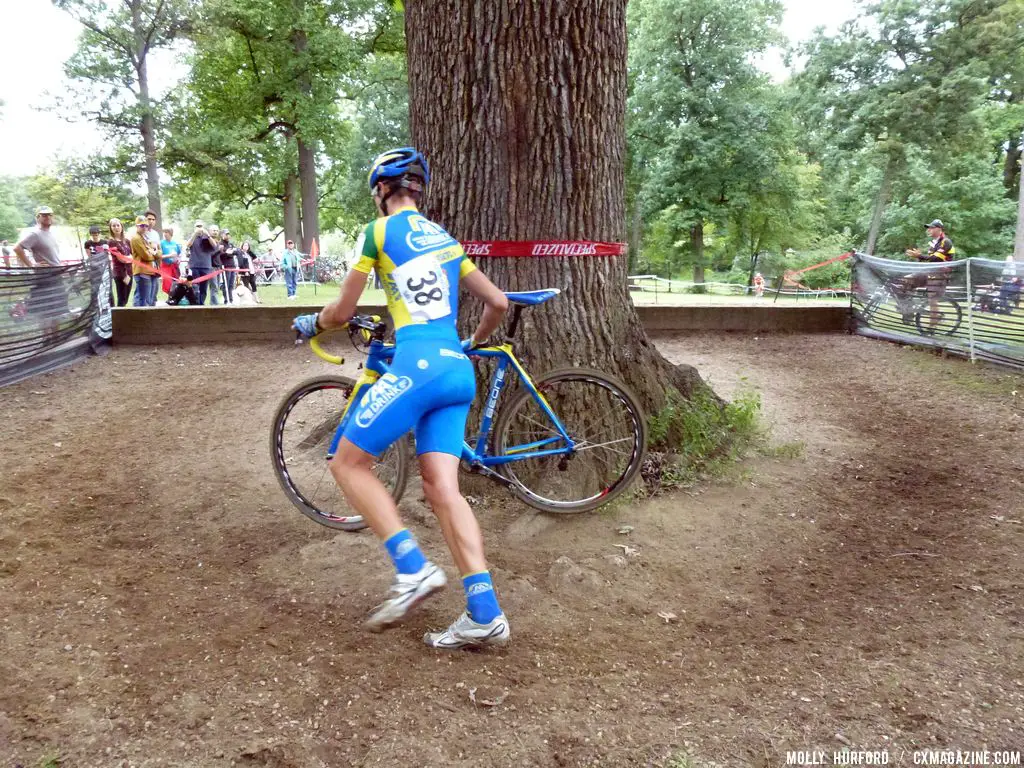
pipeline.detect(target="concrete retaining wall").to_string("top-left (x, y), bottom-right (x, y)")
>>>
top-left (112, 303), bottom-right (848, 344)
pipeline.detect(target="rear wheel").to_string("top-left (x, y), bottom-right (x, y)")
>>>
top-left (492, 368), bottom-right (647, 514)
top-left (914, 298), bottom-right (963, 336)
top-left (270, 375), bottom-right (409, 531)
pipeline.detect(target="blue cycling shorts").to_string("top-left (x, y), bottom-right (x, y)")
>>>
top-left (342, 338), bottom-right (475, 458)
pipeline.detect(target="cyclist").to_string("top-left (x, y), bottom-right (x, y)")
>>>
top-left (901, 219), bottom-right (956, 325)
top-left (292, 147), bottom-right (511, 649)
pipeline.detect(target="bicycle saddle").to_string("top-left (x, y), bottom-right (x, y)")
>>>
top-left (503, 288), bottom-right (561, 306)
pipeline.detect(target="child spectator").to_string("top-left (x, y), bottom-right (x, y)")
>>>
top-left (159, 226), bottom-right (182, 297)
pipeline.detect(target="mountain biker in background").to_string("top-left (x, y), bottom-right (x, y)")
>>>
top-left (902, 219), bottom-right (956, 325)
top-left (292, 147), bottom-right (512, 650)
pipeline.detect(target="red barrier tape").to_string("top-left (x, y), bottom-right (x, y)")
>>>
top-left (462, 241), bottom-right (627, 257)
top-left (785, 250), bottom-right (854, 277)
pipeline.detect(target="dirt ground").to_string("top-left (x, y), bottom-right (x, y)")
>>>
top-left (1, 333), bottom-right (1022, 768)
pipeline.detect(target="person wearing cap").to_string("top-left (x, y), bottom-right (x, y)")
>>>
top-left (159, 225), bottom-right (183, 297)
top-left (907, 220), bottom-right (956, 264)
top-left (185, 221), bottom-right (219, 305)
top-left (130, 214), bottom-right (160, 307)
top-left (902, 219), bottom-right (957, 327)
top-left (14, 206), bottom-right (66, 340)
top-left (14, 206), bottom-right (61, 268)
top-left (280, 238), bottom-right (301, 299)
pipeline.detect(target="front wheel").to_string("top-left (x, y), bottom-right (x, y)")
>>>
top-left (491, 368), bottom-right (648, 514)
top-left (914, 298), bottom-right (962, 337)
top-left (270, 375), bottom-right (410, 531)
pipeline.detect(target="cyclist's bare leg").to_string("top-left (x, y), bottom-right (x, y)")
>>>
top-left (418, 452), bottom-right (487, 575)
top-left (329, 438), bottom-right (404, 540)
top-left (331, 438), bottom-right (446, 632)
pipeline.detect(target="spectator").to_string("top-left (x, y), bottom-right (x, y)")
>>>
top-left (220, 228), bottom-right (238, 304)
top-left (1, 239), bottom-right (11, 268)
top-left (107, 218), bottom-right (133, 307)
top-left (208, 225), bottom-right (225, 304)
top-left (185, 221), bottom-right (219, 306)
top-left (130, 215), bottom-right (160, 307)
top-left (82, 224), bottom-right (108, 262)
top-left (262, 247), bottom-right (277, 282)
top-left (144, 210), bottom-right (161, 250)
top-left (159, 226), bottom-right (182, 297)
top-left (13, 205), bottom-right (65, 339)
top-left (281, 238), bottom-right (301, 299)
top-left (166, 266), bottom-right (201, 306)
top-left (237, 240), bottom-right (260, 301)
top-left (13, 206), bottom-right (61, 267)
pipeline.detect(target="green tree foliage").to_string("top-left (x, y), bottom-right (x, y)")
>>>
top-left (24, 163), bottom-right (145, 236)
top-left (53, 0), bottom-right (194, 218)
top-left (628, 0), bottom-right (806, 282)
top-left (794, 0), bottom-right (1024, 258)
top-left (164, 0), bottom-right (405, 248)
top-left (0, 178), bottom-right (35, 241)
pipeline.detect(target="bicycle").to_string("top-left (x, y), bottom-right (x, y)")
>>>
top-left (855, 276), bottom-right (963, 337)
top-left (270, 289), bottom-right (648, 531)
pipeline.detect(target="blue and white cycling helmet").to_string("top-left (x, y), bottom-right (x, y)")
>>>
top-left (367, 147), bottom-right (430, 192)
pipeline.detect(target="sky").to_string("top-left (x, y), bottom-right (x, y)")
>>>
top-left (0, 0), bottom-right (861, 179)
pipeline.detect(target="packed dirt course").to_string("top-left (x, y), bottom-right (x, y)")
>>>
top-left (1, 332), bottom-right (1022, 768)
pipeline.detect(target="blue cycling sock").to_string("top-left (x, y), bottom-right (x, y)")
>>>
top-left (463, 571), bottom-right (502, 624)
top-left (383, 529), bottom-right (428, 575)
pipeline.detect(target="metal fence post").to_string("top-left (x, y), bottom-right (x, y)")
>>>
top-left (965, 258), bottom-right (976, 363)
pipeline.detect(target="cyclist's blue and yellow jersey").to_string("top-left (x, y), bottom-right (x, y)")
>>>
top-left (344, 205), bottom-right (477, 459)
top-left (352, 206), bottom-right (476, 343)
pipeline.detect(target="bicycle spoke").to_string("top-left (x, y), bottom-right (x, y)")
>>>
top-left (495, 372), bottom-right (644, 511)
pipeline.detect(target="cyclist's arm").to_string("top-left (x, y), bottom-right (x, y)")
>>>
top-left (317, 266), bottom-right (366, 330)
top-left (462, 268), bottom-right (509, 345)
top-left (317, 223), bottom-right (377, 331)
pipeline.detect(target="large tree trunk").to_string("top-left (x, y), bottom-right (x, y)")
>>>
top-left (690, 222), bottom-right (705, 284)
top-left (1015, 133), bottom-right (1024, 261)
top-left (865, 154), bottom-right (896, 255)
top-left (283, 173), bottom-right (301, 247)
top-left (297, 137), bottom-right (320, 253)
top-left (134, 12), bottom-right (161, 225)
top-left (406, 0), bottom-right (710, 410)
top-left (1004, 134), bottom-right (1020, 199)
top-left (292, 18), bottom-right (320, 254)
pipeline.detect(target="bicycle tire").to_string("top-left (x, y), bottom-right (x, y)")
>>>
top-left (491, 367), bottom-right (647, 514)
top-left (270, 374), bottom-right (410, 531)
top-left (914, 298), bottom-right (962, 337)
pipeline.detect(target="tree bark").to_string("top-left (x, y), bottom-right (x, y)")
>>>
top-left (690, 222), bottom-right (705, 284)
top-left (291, 17), bottom-right (320, 254)
top-left (406, 0), bottom-right (712, 411)
top-left (133, 4), bottom-right (161, 225)
top-left (1015, 132), bottom-right (1024, 261)
top-left (865, 157), bottom-right (895, 255)
top-left (297, 137), bottom-right (320, 253)
top-left (1004, 134), bottom-right (1020, 199)
top-left (283, 173), bottom-right (301, 247)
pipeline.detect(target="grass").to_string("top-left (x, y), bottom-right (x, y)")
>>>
top-left (759, 440), bottom-right (806, 459)
top-left (252, 282), bottom-right (387, 306)
top-left (642, 384), bottom-right (765, 492)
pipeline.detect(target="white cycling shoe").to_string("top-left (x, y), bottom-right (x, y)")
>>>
top-left (365, 562), bottom-right (447, 632)
top-left (424, 611), bottom-right (511, 650)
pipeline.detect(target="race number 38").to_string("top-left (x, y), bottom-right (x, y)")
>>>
top-left (392, 253), bottom-right (451, 322)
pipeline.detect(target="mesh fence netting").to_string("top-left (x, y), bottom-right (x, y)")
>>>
top-left (851, 253), bottom-right (1024, 369)
top-left (0, 254), bottom-right (112, 387)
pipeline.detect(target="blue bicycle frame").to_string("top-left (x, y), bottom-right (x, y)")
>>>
top-left (324, 338), bottom-right (578, 474)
